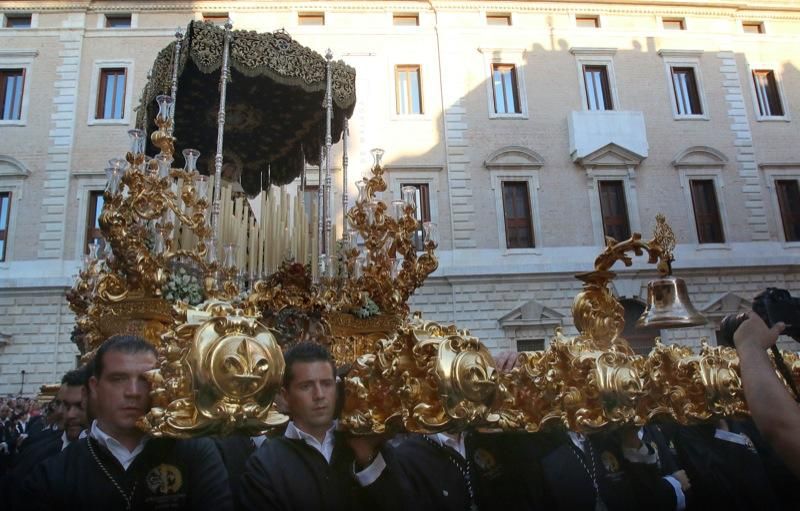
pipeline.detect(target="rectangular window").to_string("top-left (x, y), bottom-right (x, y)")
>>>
top-left (85, 191), bottom-right (105, 252)
top-left (491, 64), bottom-right (520, 114)
top-left (202, 13), bottom-right (228, 25)
top-left (752, 70), bottom-right (784, 117)
top-left (742, 22), bottom-right (764, 34)
top-left (96, 68), bottom-right (126, 120)
top-left (105, 14), bottom-right (132, 28)
top-left (0, 191), bottom-right (10, 261)
top-left (663, 18), bottom-right (685, 30)
top-left (671, 67), bottom-right (702, 115)
top-left (598, 181), bottom-right (631, 241)
top-left (501, 181), bottom-right (535, 249)
top-left (690, 179), bottom-right (725, 243)
top-left (576, 16), bottom-right (599, 28)
top-left (298, 12), bottom-right (325, 25)
top-left (487, 13), bottom-right (511, 26)
top-left (395, 65), bottom-right (423, 115)
top-left (401, 183), bottom-right (431, 251)
top-left (4, 14), bottom-right (31, 28)
top-left (583, 65), bottom-right (613, 111)
top-left (776, 180), bottom-right (800, 242)
top-left (516, 339), bottom-right (545, 351)
top-left (393, 13), bottom-right (418, 26)
top-left (0, 69), bottom-right (25, 121)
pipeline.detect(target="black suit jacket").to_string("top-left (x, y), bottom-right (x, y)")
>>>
top-left (239, 433), bottom-right (388, 511)
top-left (19, 436), bottom-right (232, 511)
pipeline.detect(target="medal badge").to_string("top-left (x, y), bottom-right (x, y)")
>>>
top-left (146, 464), bottom-right (184, 495)
top-left (600, 451), bottom-right (620, 474)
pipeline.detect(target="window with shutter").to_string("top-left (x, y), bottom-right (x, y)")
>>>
top-left (598, 181), bottom-right (631, 241)
top-left (689, 179), bottom-right (725, 243)
top-left (776, 180), bottom-right (800, 242)
top-left (501, 181), bottom-right (535, 249)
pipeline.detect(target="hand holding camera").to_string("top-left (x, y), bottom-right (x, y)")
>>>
top-left (720, 288), bottom-right (800, 403)
top-left (719, 288), bottom-right (800, 348)
top-left (733, 312), bottom-right (785, 351)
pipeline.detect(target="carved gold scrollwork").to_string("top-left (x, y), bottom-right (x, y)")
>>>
top-left (436, 336), bottom-right (498, 426)
top-left (67, 53), bottom-right (800, 440)
top-left (343, 316), bottom-right (499, 434)
top-left (140, 306), bottom-right (287, 437)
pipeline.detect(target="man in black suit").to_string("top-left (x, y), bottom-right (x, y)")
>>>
top-left (239, 342), bottom-right (390, 511)
top-left (19, 335), bottom-right (232, 511)
top-left (538, 426), bottom-right (689, 511)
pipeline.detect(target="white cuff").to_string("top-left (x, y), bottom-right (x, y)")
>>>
top-left (354, 452), bottom-right (387, 487)
top-left (663, 475), bottom-right (686, 511)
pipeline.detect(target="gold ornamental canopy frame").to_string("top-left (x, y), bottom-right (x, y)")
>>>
top-left (67, 22), bottom-right (800, 438)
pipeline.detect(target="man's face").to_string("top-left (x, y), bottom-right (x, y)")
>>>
top-left (61, 385), bottom-right (87, 442)
top-left (281, 361), bottom-right (336, 434)
top-left (89, 350), bottom-right (156, 437)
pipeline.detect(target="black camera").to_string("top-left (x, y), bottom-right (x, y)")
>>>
top-left (718, 288), bottom-right (800, 348)
top-left (719, 288), bottom-right (800, 403)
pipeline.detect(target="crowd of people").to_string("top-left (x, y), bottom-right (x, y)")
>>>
top-left (1, 395), bottom-right (48, 472)
top-left (0, 313), bottom-right (796, 510)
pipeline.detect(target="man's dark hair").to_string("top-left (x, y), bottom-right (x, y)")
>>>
top-left (282, 342), bottom-right (335, 388)
top-left (93, 335), bottom-right (157, 378)
top-left (78, 360), bottom-right (94, 388)
top-left (61, 366), bottom-right (89, 387)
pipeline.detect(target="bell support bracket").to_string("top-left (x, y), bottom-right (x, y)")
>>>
top-left (571, 214), bottom-right (705, 352)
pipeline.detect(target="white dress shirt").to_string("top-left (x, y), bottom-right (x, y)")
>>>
top-left (90, 420), bottom-right (148, 470)
top-left (284, 421), bottom-right (337, 463)
top-left (620, 428), bottom-right (687, 511)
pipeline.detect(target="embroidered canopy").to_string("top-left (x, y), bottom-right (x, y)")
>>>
top-left (138, 21), bottom-right (356, 196)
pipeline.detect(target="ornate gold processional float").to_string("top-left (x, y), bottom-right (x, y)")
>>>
top-left (67, 21), bottom-right (799, 438)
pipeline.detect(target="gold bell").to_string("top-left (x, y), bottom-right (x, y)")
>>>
top-left (636, 276), bottom-right (706, 329)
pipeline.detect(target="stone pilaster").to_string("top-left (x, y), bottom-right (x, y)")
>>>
top-left (717, 51), bottom-right (769, 241)
top-left (38, 17), bottom-right (84, 258)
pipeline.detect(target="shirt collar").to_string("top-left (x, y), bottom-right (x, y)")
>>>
top-left (284, 420), bottom-right (337, 463)
top-left (251, 435), bottom-right (267, 449)
top-left (427, 432), bottom-right (467, 459)
top-left (90, 420), bottom-right (148, 470)
top-left (568, 431), bottom-right (587, 452)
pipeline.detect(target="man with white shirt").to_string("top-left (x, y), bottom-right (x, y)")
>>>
top-left (366, 430), bottom-right (548, 511)
top-left (3, 368), bottom-right (89, 508)
top-left (664, 419), bottom-right (785, 511)
top-left (19, 335), bottom-right (232, 511)
top-left (238, 342), bottom-right (391, 511)
top-left (538, 428), bottom-right (684, 511)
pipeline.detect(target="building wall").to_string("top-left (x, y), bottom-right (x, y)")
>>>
top-left (0, 0), bottom-right (799, 395)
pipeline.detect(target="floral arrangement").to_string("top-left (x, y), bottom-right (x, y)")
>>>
top-left (162, 267), bottom-right (204, 305)
top-left (351, 295), bottom-right (380, 319)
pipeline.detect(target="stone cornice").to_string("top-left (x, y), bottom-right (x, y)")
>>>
top-left (384, 164), bottom-right (445, 172)
top-left (1, 1), bottom-right (798, 19)
top-left (570, 46), bottom-right (617, 56)
top-left (758, 161), bottom-right (800, 169)
top-left (0, 48), bottom-right (38, 57)
top-left (658, 49), bottom-right (705, 58)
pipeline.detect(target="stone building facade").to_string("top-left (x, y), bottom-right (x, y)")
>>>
top-left (1, 0), bottom-right (799, 395)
